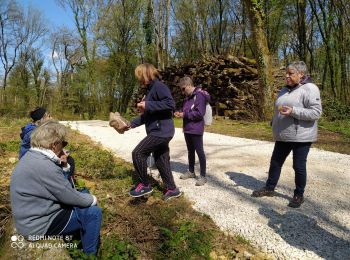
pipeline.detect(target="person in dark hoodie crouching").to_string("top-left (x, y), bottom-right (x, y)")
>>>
top-left (11, 121), bottom-right (102, 256)
top-left (252, 61), bottom-right (322, 208)
top-left (19, 107), bottom-right (75, 185)
top-left (124, 63), bottom-right (181, 201)
top-left (19, 107), bottom-right (51, 159)
top-left (174, 77), bottom-right (211, 186)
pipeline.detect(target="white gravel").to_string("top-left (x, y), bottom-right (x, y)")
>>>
top-left (62, 120), bottom-right (350, 260)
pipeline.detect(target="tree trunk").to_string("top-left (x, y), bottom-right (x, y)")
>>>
top-left (164, 0), bottom-right (170, 67)
top-left (244, 0), bottom-right (274, 120)
top-left (157, 0), bottom-right (163, 69)
top-left (296, 0), bottom-right (307, 61)
top-left (217, 0), bottom-right (224, 54)
top-left (334, 3), bottom-right (349, 102)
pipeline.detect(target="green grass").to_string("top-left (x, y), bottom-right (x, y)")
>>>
top-left (234, 234), bottom-right (250, 245)
top-left (318, 119), bottom-right (350, 138)
top-left (0, 140), bottom-right (20, 153)
top-left (157, 221), bottom-right (212, 260)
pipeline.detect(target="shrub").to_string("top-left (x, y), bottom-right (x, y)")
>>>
top-left (322, 97), bottom-right (350, 121)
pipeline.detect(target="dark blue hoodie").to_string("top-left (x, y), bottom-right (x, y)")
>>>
top-left (19, 123), bottom-right (37, 159)
top-left (131, 79), bottom-right (175, 138)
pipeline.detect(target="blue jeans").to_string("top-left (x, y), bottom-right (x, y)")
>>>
top-left (62, 156), bottom-right (75, 187)
top-left (61, 206), bottom-right (102, 255)
top-left (266, 141), bottom-right (312, 196)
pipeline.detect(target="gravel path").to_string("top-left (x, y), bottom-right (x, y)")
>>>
top-left (62, 120), bottom-right (350, 260)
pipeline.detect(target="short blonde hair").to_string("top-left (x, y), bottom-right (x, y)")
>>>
top-left (134, 63), bottom-right (160, 85)
top-left (31, 121), bottom-right (67, 149)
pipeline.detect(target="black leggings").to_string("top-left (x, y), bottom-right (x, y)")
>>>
top-left (132, 135), bottom-right (176, 190)
top-left (184, 133), bottom-right (206, 177)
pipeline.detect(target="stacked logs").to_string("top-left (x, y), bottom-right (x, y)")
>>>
top-left (132, 54), bottom-right (284, 120)
top-left (162, 55), bottom-right (261, 120)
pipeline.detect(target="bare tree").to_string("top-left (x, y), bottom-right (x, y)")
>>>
top-left (0, 1), bottom-right (46, 91)
top-left (56, 0), bottom-right (96, 64)
top-left (28, 49), bottom-right (44, 104)
top-left (39, 69), bottom-right (50, 107)
top-left (156, 0), bottom-right (164, 69)
top-left (51, 27), bottom-right (82, 86)
top-left (195, 0), bottom-right (210, 55)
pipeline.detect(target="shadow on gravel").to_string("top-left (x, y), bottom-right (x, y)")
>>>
top-left (223, 172), bottom-right (350, 236)
top-left (205, 172), bottom-right (350, 259)
top-left (225, 172), bottom-right (290, 200)
top-left (259, 208), bottom-right (350, 259)
top-left (170, 161), bottom-right (189, 174)
top-left (168, 142), bottom-right (350, 258)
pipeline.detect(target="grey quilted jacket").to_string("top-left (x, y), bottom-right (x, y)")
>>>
top-left (272, 79), bottom-right (322, 142)
top-left (10, 150), bottom-right (94, 237)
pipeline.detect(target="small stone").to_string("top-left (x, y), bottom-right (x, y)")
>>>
top-left (210, 251), bottom-right (218, 259)
top-left (9, 157), bottom-right (17, 163)
top-left (146, 196), bottom-right (156, 205)
top-left (243, 251), bottom-right (253, 258)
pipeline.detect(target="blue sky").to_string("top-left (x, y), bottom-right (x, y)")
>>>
top-left (17, 0), bottom-right (75, 72)
top-left (18, 0), bottom-right (74, 29)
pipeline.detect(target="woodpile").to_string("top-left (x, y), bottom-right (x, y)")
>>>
top-left (132, 54), bottom-right (284, 120)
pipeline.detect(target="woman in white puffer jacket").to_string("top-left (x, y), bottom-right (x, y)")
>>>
top-left (252, 61), bottom-right (322, 208)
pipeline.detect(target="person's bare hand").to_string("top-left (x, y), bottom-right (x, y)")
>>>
top-left (174, 111), bottom-right (183, 118)
top-left (59, 150), bottom-right (69, 167)
top-left (120, 125), bottom-right (131, 133)
top-left (279, 106), bottom-right (293, 115)
top-left (137, 101), bottom-right (145, 113)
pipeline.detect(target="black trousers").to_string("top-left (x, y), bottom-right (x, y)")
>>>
top-left (266, 141), bottom-right (312, 196)
top-left (132, 135), bottom-right (176, 190)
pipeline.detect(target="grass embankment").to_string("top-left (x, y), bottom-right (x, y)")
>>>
top-left (0, 118), bottom-right (269, 259)
top-left (174, 117), bottom-right (350, 155)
